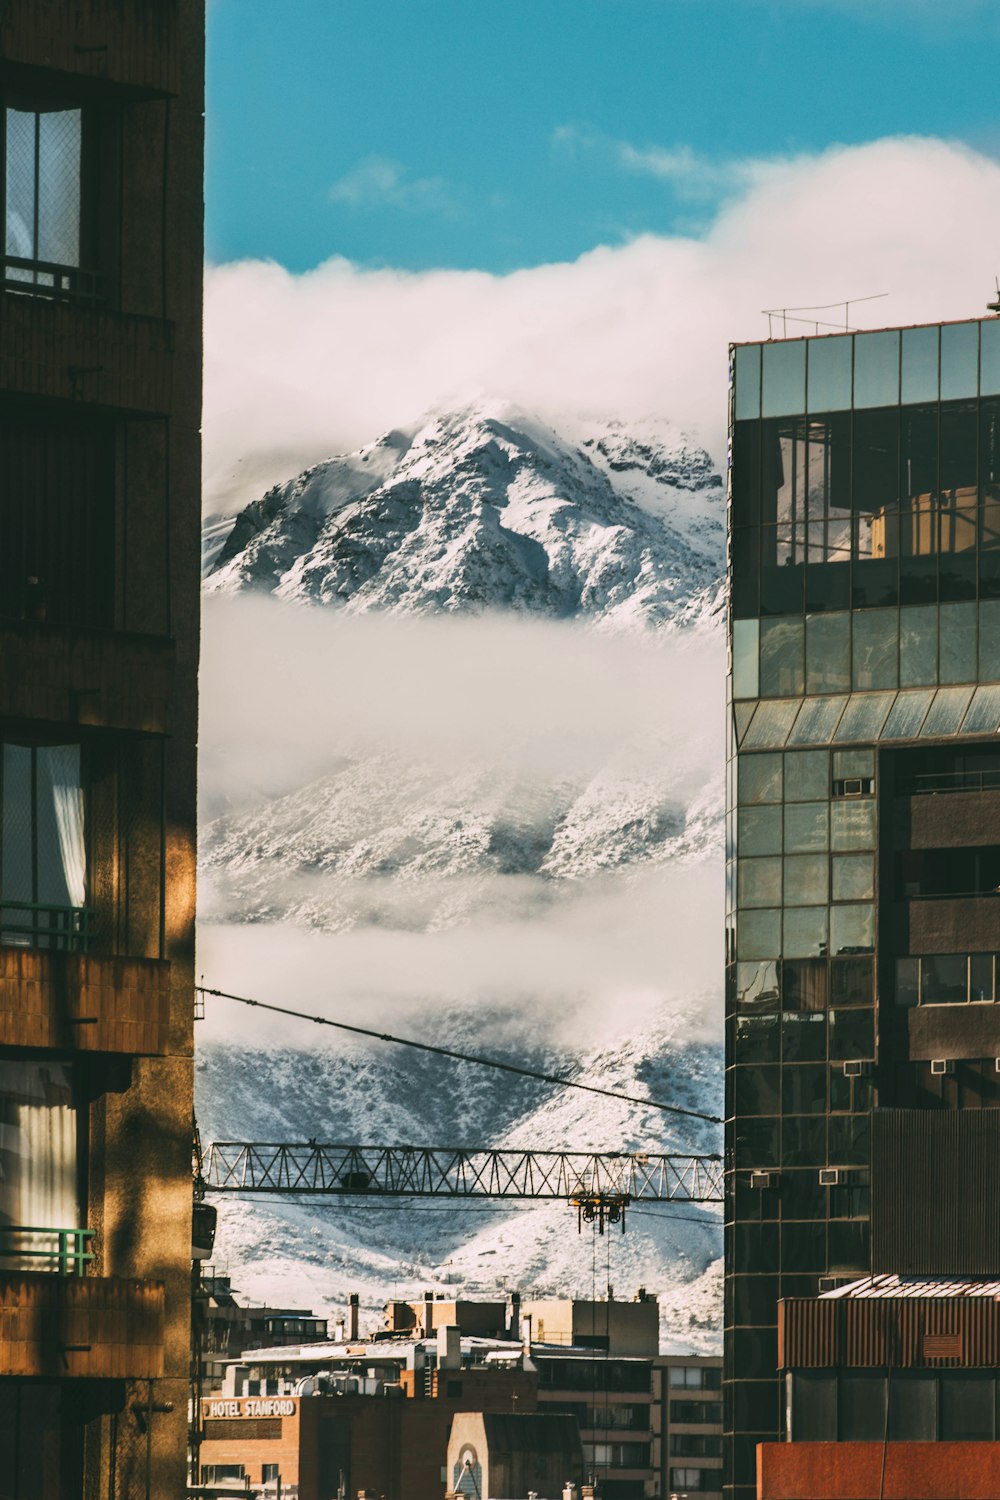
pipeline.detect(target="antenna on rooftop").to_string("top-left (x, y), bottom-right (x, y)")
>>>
top-left (761, 292), bottom-right (888, 340)
top-left (988, 279), bottom-right (1000, 316)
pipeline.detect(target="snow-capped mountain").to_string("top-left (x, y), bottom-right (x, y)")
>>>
top-left (204, 403), bottom-right (724, 629)
top-left (196, 404), bottom-right (726, 1351)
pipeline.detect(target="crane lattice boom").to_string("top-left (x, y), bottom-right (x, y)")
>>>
top-left (202, 1143), bottom-right (723, 1202)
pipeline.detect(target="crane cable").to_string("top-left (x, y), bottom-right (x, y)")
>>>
top-left (195, 985), bottom-right (722, 1126)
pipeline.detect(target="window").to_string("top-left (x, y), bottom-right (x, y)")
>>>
top-left (0, 1060), bottom-right (80, 1271)
top-left (668, 1365), bottom-right (718, 1389)
top-left (1, 743), bottom-right (87, 951)
top-left (670, 1434), bottom-right (721, 1457)
top-left (670, 1468), bottom-right (710, 1492)
top-left (898, 954), bottom-right (1000, 1006)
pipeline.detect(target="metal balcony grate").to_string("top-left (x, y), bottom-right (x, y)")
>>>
top-left (0, 900), bottom-right (93, 953)
top-left (0, 1225), bottom-right (95, 1275)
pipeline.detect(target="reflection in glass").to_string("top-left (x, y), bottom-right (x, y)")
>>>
top-left (733, 618), bottom-right (760, 700)
top-left (783, 854), bottom-right (828, 906)
top-left (920, 685), bottom-right (974, 736)
top-left (737, 908), bottom-right (782, 961)
top-left (831, 800), bottom-right (876, 850)
top-left (762, 340), bottom-right (806, 418)
top-left (881, 688), bottom-right (933, 740)
top-left (835, 692), bottom-right (895, 741)
top-left (829, 1007), bottom-right (874, 1057)
top-left (784, 802), bottom-right (829, 853)
top-left (901, 325), bottom-right (938, 405)
top-left (962, 684), bottom-right (1000, 735)
top-left (899, 605), bottom-right (937, 687)
top-left (784, 750), bottom-right (829, 801)
top-left (738, 805), bottom-right (783, 857)
top-left (783, 1115), bottom-right (827, 1166)
top-left (734, 346), bottom-right (761, 420)
top-left (806, 613), bottom-right (850, 693)
top-left (830, 903), bottom-right (874, 955)
top-left (738, 857), bottom-right (783, 909)
top-left (970, 953), bottom-right (994, 1003)
top-left (831, 854), bottom-right (874, 903)
top-left (787, 695), bottom-right (848, 745)
top-left (735, 1065), bottom-right (780, 1115)
top-left (939, 602), bottom-right (976, 684)
top-left (833, 748), bottom-right (874, 779)
top-left (782, 1012), bottom-right (827, 1062)
top-left (783, 958), bottom-right (828, 1011)
top-left (854, 331), bottom-right (899, 409)
top-left (760, 617), bottom-right (804, 697)
top-left (782, 1064), bottom-right (827, 1115)
top-left (979, 601), bottom-right (1000, 681)
top-left (739, 752), bottom-right (783, 805)
top-left (737, 960), bottom-right (780, 1010)
top-left (807, 337), bottom-right (852, 412)
top-left (743, 698), bottom-right (800, 748)
top-left (732, 421), bottom-right (762, 526)
top-left (982, 320), bottom-right (1000, 398)
top-left (831, 957), bottom-right (874, 1007)
top-left (735, 1014), bottom-right (780, 1063)
top-left (852, 611), bottom-right (898, 691)
top-left (783, 906), bottom-right (829, 959)
top-left (921, 954), bottom-right (968, 1003)
top-left (940, 321), bottom-right (979, 402)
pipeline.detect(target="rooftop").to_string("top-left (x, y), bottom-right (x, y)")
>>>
top-left (820, 1274), bottom-right (1000, 1301)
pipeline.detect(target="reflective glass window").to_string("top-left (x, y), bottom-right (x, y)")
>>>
top-left (854, 331), bottom-right (899, 409)
top-left (738, 857), bottom-right (783, 909)
top-left (739, 753), bottom-right (783, 805)
top-left (940, 1374), bottom-right (994, 1441)
top-left (828, 1113), bottom-right (869, 1163)
top-left (784, 801), bottom-right (828, 853)
top-left (833, 748), bottom-right (874, 779)
top-left (829, 1221), bottom-right (869, 1270)
top-left (782, 1115), bottom-right (826, 1165)
top-left (940, 321), bottom-right (979, 401)
top-left (830, 903), bottom-right (874, 955)
top-left (920, 685), bottom-right (974, 736)
top-left (733, 1277), bottom-right (779, 1329)
top-left (734, 701), bottom-right (756, 744)
top-left (783, 854), bottom-right (828, 906)
top-left (781, 1065), bottom-right (828, 1118)
top-left (899, 605), bottom-right (938, 687)
top-left (895, 957), bottom-right (920, 1007)
top-left (970, 953), bottom-right (995, 1003)
top-left (901, 325), bottom-right (938, 405)
top-left (963, 684), bottom-right (1000, 734)
top-left (852, 610), bottom-right (898, 691)
top-left (782, 958), bottom-right (828, 1012)
top-left (787, 695), bottom-right (848, 745)
top-left (807, 337), bottom-right (852, 412)
top-left (743, 698), bottom-right (800, 749)
top-left (782, 1011), bottom-right (827, 1062)
top-left (939, 601), bottom-right (976, 684)
top-left (732, 618), bottom-right (760, 700)
top-left (735, 1117), bottom-right (780, 1168)
top-left (805, 612), bottom-right (850, 693)
top-left (737, 960), bottom-right (780, 1011)
top-left (732, 421), bottom-right (762, 525)
top-left (831, 800), bottom-right (876, 850)
top-left (784, 750), bottom-right (829, 802)
top-left (5, 106), bottom-right (83, 271)
top-left (732, 525), bottom-right (760, 619)
top-left (735, 1065), bottom-right (780, 1115)
top-left (939, 403), bottom-right (978, 603)
top-left (735, 1014), bottom-right (781, 1063)
top-left (760, 618), bottom-right (804, 698)
top-left (737, 908), bottom-right (782, 961)
top-left (831, 957), bottom-right (874, 1008)
top-left (979, 601), bottom-right (1000, 682)
top-left (734, 344), bottom-right (762, 420)
top-left (853, 408), bottom-right (899, 564)
top-left (832, 854), bottom-right (874, 902)
top-left (921, 954), bottom-right (968, 1003)
top-left (783, 906), bottom-right (829, 959)
top-left (881, 688), bottom-right (933, 740)
top-left (761, 339), bottom-right (806, 418)
top-left (982, 319), bottom-right (1000, 398)
top-left (829, 1006), bottom-right (874, 1057)
top-left (738, 804), bottom-right (783, 856)
top-left (835, 691), bottom-right (895, 741)
top-left (781, 1166), bottom-right (826, 1216)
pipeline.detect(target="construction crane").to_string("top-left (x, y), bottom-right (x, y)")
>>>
top-left (201, 1142), bottom-right (723, 1233)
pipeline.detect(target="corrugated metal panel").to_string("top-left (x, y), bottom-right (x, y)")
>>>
top-left (780, 1297), bottom-right (1000, 1369)
top-left (872, 1110), bottom-right (1000, 1276)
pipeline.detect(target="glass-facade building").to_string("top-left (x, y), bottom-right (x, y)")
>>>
top-left (724, 318), bottom-right (1000, 1499)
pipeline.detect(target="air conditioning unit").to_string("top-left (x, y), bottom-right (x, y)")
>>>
top-left (749, 1170), bottom-right (773, 1190)
top-left (843, 777), bottom-right (864, 797)
top-left (819, 1167), bottom-right (842, 1187)
top-left (842, 1060), bottom-right (872, 1078)
top-left (930, 1058), bottom-right (955, 1076)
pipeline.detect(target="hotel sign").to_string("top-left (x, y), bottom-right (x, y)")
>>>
top-left (205, 1398), bottom-right (297, 1418)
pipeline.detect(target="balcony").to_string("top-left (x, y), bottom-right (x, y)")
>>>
top-left (0, 943), bottom-right (172, 1055)
top-left (894, 784), bottom-right (1000, 851)
top-left (0, 620), bottom-right (173, 734)
top-left (903, 895), bottom-right (1000, 954)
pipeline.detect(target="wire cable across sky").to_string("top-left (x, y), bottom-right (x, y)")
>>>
top-left (196, 985), bottom-right (722, 1125)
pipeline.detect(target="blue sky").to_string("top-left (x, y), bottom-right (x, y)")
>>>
top-left (207, 0), bottom-right (1000, 274)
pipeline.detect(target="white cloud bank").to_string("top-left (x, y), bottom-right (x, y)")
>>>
top-left (205, 136), bottom-right (1000, 518)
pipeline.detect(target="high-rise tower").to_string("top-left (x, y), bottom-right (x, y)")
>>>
top-left (726, 317), bottom-right (1000, 1499)
top-left (0, 3), bottom-right (203, 1494)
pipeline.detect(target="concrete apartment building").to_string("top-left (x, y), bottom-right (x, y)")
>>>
top-left (726, 315), bottom-right (1000, 1498)
top-left (0, 2), bottom-right (203, 1495)
top-left (197, 1290), bottom-right (722, 1500)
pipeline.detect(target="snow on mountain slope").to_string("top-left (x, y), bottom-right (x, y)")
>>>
top-left (204, 403), bottom-right (724, 629)
top-left (196, 405), bottom-right (727, 1351)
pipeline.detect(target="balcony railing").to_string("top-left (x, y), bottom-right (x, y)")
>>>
top-left (2, 254), bottom-right (105, 305)
top-left (0, 1225), bottom-right (95, 1275)
top-left (905, 768), bottom-right (1000, 796)
top-left (0, 901), bottom-right (93, 953)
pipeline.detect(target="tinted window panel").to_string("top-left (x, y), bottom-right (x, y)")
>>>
top-left (762, 340), bottom-right (806, 418)
top-left (854, 331), bottom-right (899, 409)
top-left (901, 325), bottom-right (938, 404)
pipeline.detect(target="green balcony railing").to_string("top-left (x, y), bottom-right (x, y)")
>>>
top-left (0, 901), bottom-right (93, 953)
top-left (0, 1225), bottom-right (95, 1275)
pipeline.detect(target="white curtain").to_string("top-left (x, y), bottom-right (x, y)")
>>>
top-left (36, 745), bottom-right (86, 910)
top-left (0, 1061), bottom-right (77, 1271)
